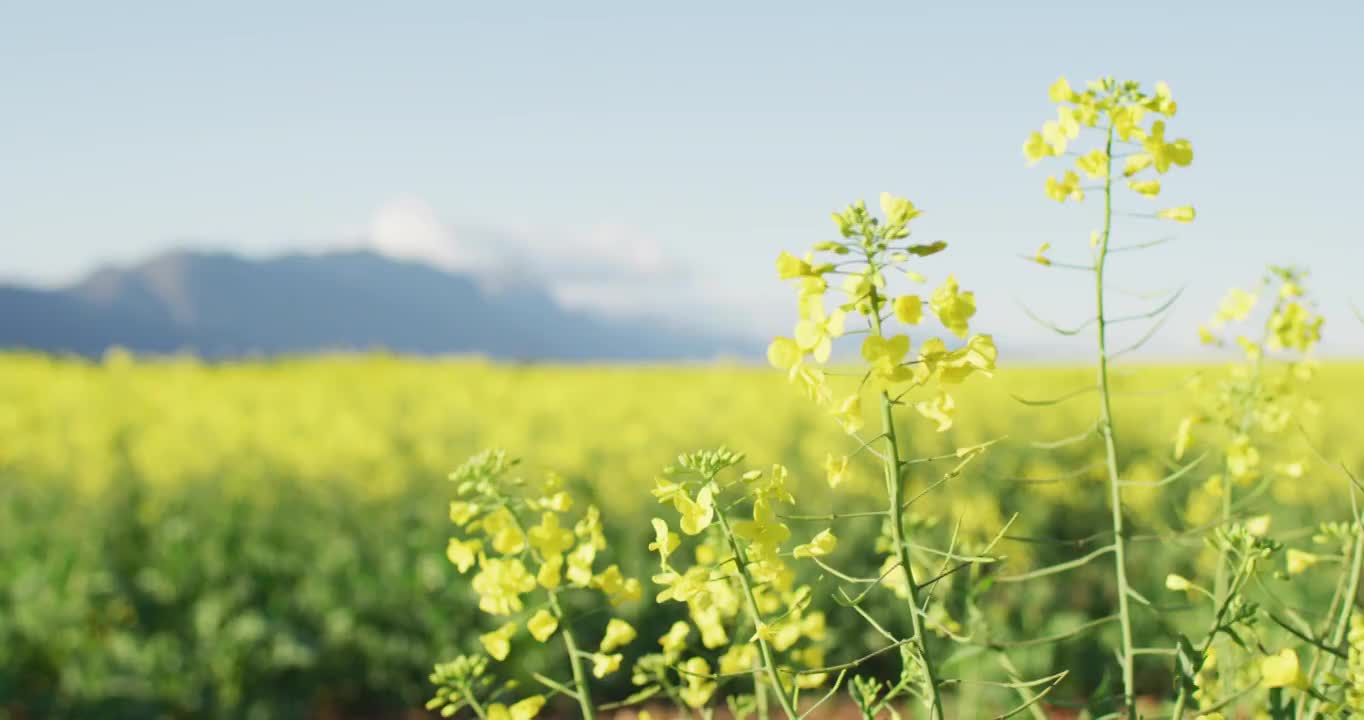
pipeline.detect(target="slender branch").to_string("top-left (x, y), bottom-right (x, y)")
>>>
top-left (548, 591), bottom-right (598, 720)
top-left (867, 266), bottom-right (947, 720)
top-left (1094, 121), bottom-right (1138, 719)
top-left (713, 500), bottom-right (801, 719)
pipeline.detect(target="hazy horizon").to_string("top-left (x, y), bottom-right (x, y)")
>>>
top-left (4, 1), bottom-right (1362, 356)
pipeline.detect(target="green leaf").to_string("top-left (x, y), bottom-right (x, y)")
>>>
top-left (907, 241), bottom-right (947, 257)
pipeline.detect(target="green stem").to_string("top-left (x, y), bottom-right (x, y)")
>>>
top-left (463, 685), bottom-right (491, 720)
top-left (1096, 123), bottom-right (1137, 719)
top-left (1303, 492), bottom-right (1364, 719)
top-left (1170, 551), bottom-right (1256, 718)
top-left (549, 592), bottom-right (598, 720)
top-left (754, 660), bottom-right (771, 719)
top-left (1208, 306), bottom-right (1274, 717)
top-left (867, 300), bottom-right (947, 720)
top-left (714, 502), bottom-right (801, 720)
top-left (1213, 319), bottom-right (1269, 604)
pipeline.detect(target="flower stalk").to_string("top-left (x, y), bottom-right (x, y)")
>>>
top-left (1094, 122), bottom-right (1139, 719)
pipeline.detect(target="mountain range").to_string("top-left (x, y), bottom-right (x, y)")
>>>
top-left (0, 250), bottom-right (756, 360)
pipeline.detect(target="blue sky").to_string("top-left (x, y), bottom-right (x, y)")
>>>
top-left (3, 1), bottom-right (1361, 356)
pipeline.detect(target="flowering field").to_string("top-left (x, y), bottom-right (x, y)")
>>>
top-left (2, 352), bottom-right (1360, 718)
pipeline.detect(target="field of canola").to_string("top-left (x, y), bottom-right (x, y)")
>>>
top-left (3, 352), bottom-right (1362, 718)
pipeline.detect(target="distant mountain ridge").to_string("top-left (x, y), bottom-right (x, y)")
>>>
top-left (0, 249), bottom-right (756, 360)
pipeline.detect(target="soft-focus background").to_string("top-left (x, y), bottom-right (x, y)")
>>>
top-left (3, 1), bottom-right (1363, 718)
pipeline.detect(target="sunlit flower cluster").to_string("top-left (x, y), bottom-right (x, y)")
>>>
top-left (768, 194), bottom-right (997, 434)
top-left (434, 449), bottom-right (643, 717)
top-left (632, 448), bottom-right (830, 709)
top-left (1024, 76), bottom-right (1195, 224)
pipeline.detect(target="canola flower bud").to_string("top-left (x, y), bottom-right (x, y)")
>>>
top-left (1157, 206), bottom-right (1196, 223)
top-left (1165, 574), bottom-right (1193, 592)
top-left (792, 529), bottom-right (837, 559)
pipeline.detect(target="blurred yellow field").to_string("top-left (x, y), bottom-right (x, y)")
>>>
top-left (4, 352), bottom-right (1362, 716)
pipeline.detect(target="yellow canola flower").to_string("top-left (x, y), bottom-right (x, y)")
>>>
top-left (653, 566), bottom-right (712, 605)
top-left (449, 501), bottom-right (480, 526)
top-left (930, 275), bottom-right (977, 338)
top-left (1261, 649), bottom-right (1308, 689)
top-left (1040, 120), bottom-right (1070, 155)
top-left (486, 696), bottom-right (546, 720)
top-left (1214, 288), bottom-right (1258, 325)
top-left (824, 454), bottom-right (850, 489)
top-left (482, 508), bottom-right (527, 555)
top-left (1048, 76), bottom-right (1074, 103)
top-left (591, 652), bottom-right (623, 678)
top-left (673, 485), bottom-right (715, 535)
top-left (536, 490), bottom-right (572, 513)
top-left (1056, 107), bottom-right (1080, 139)
top-left (880, 192), bottom-right (922, 226)
top-left (749, 463), bottom-right (795, 505)
top-left (732, 498), bottom-right (792, 559)
top-left (1268, 302), bottom-right (1323, 352)
top-left (1031, 242), bottom-right (1052, 266)
top-left (659, 620), bottom-right (691, 659)
top-left (565, 543), bottom-right (595, 587)
top-left (446, 537), bottom-right (482, 573)
top-left (1023, 131), bottom-right (1053, 164)
top-left (921, 335), bottom-right (997, 385)
top-left (1143, 120), bottom-right (1194, 173)
top-left (1111, 104), bottom-right (1146, 142)
top-left (833, 394), bottom-right (865, 434)
top-left (767, 337), bottom-right (804, 372)
top-left (719, 644), bottom-right (759, 675)
top-left (648, 518), bottom-right (680, 564)
top-left (678, 657), bottom-right (716, 708)
top-left (793, 529), bottom-right (837, 559)
top-left (479, 622), bottom-right (517, 661)
top-left (472, 557), bottom-right (537, 616)
top-left (1151, 81), bottom-right (1177, 115)
top-left (775, 252), bottom-right (813, 280)
top-left (1287, 549), bottom-right (1321, 576)
top-left (861, 335), bottom-right (914, 386)
top-left (794, 296), bottom-right (846, 364)
top-left (590, 564), bottom-right (641, 606)
top-left (574, 505), bottom-right (607, 550)
top-left (893, 295), bottom-right (923, 325)
top-left (915, 391), bottom-right (956, 432)
top-left (767, 336), bottom-right (830, 404)
top-left (528, 512), bottom-right (575, 557)
top-left (1173, 416), bottom-right (1195, 461)
top-left (536, 552), bottom-right (562, 589)
top-left (1157, 206), bottom-right (1196, 223)
top-left (599, 618), bottom-right (636, 653)
top-left (527, 609), bottom-right (558, 642)
top-left (1045, 171), bottom-right (1084, 203)
top-left (1165, 574), bottom-right (1193, 592)
top-left (1226, 435), bottom-right (1260, 482)
top-left (1075, 149), bottom-right (1108, 179)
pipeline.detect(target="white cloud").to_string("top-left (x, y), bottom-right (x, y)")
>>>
top-left (368, 196), bottom-right (509, 273)
top-left (364, 196), bottom-right (686, 317)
